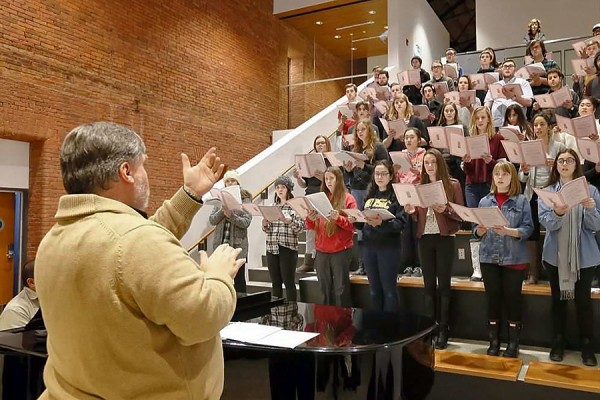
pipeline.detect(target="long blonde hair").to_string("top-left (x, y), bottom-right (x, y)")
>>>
top-left (385, 94), bottom-right (414, 121)
top-left (353, 119), bottom-right (378, 160)
top-left (469, 106), bottom-right (495, 139)
top-left (319, 167), bottom-right (347, 237)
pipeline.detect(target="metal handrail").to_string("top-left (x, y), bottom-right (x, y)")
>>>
top-left (456, 35), bottom-right (589, 57)
top-left (186, 129), bottom-right (339, 253)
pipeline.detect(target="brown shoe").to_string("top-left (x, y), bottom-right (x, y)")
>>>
top-left (296, 264), bottom-right (314, 273)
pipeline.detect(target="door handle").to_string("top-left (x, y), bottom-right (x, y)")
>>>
top-left (6, 243), bottom-right (14, 260)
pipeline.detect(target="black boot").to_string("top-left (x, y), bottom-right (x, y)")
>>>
top-left (435, 295), bottom-right (451, 349)
top-left (549, 335), bottom-right (565, 362)
top-left (503, 322), bottom-right (521, 358)
top-left (581, 338), bottom-right (598, 367)
top-left (487, 320), bottom-right (500, 356)
top-left (436, 324), bottom-right (449, 350)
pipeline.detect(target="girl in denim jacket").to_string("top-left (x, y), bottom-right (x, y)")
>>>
top-left (538, 149), bottom-right (600, 367)
top-left (475, 161), bottom-right (533, 358)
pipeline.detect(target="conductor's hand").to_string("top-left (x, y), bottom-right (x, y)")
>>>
top-left (181, 147), bottom-right (226, 198)
top-left (200, 244), bottom-right (245, 279)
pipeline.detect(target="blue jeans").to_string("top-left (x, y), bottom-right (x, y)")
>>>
top-left (465, 182), bottom-right (490, 208)
top-left (362, 245), bottom-right (402, 312)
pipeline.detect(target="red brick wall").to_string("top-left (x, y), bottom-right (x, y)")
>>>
top-left (0, 0), bottom-right (351, 258)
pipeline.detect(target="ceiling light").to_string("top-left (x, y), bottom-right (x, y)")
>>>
top-left (384, 25), bottom-right (388, 29)
top-left (368, 10), bottom-right (376, 15)
top-left (315, 21), bottom-right (323, 25)
top-left (334, 35), bottom-right (342, 39)
top-left (351, 47), bottom-right (357, 51)
top-left (336, 21), bottom-right (374, 31)
top-left (362, 30), bottom-right (366, 34)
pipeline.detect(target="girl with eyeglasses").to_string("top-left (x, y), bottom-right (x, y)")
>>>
top-left (538, 149), bottom-right (600, 367)
top-left (518, 112), bottom-right (566, 284)
top-left (475, 161), bottom-right (533, 358)
top-left (349, 161), bottom-right (407, 312)
top-left (404, 148), bottom-right (464, 349)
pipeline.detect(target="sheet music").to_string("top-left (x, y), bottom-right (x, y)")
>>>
top-left (389, 151), bottom-right (412, 171)
top-left (362, 209), bottom-right (395, 221)
top-left (474, 207), bottom-right (510, 228)
top-left (305, 192), bottom-right (334, 218)
top-left (449, 134), bottom-right (467, 158)
top-left (501, 141), bottom-right (524, 164)
top-left (559, 177), bottom-right (590, 207)
top-left (295, 153), bottom-right (327, 178)
top-left (465, 135), bottom-right (491, 160)
top-left (220, 322), bottom-right (319, 349)
top-left (286, 197), bottom-right (310, 219)
top-left (412, 105), bottom-right (431, 120)
top-left (252, 330), bottom-right (320, 349)
top-left (337, 104), bottom-right (354, 119)
top-left (576, 138), bottom-right (600, 163)
top-left (393, 181), bottom-right (447, 207)
top-left (428, 126), bottom-right (448, 149)
top-left (519, 140), bottom-right (547, 166)
top-left (498, 126), bottom-right (521, 143)
top-left (258, 205), bottom-right (286, 222)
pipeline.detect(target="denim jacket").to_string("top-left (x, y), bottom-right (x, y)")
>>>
top-left (538, 182), bottom-right (600, 269)
top-left (475, 193), bottom-right (533, 265)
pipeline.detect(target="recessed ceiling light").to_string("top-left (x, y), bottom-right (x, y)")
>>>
top-left (334, 35), bottom-right (342, 39)
top-left (351, 47), bottom-right (357, 51)
top-left (368, 10), bottom-right (376, 15)
top-left (315, 21), bottom-right (323, 25)
top-left (384, 25), bottom-right (388, 29)
top-left (362, 30), bottom-right (366, 34)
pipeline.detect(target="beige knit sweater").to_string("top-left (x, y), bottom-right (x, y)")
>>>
top-left (36, 188), bottom-right (236, 399)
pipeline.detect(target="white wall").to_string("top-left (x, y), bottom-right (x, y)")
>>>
top-left (0, 139), bottom-right (29, 189)
top-left (387, 0), bottom-right (449, 79)
top-left (476, 0), bottom-right (600, 50)
top-left (367, 54), bottom-right (389, 76)
top-left (273, 0), bottom-right (332, 14)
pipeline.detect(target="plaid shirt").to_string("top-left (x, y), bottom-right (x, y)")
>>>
top-left (261, 300), bottom-right (304, 330)
top-left (263, 203), bottom-right (305, 254)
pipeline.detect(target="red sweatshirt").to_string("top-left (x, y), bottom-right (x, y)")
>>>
top-left (305, 192), bottom-right (357, 253)
top-left (463, 132), bottom-right (507, 185)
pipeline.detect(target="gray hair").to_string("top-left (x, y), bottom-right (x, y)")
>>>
top-left (60, 122), bottom-right (146, 194)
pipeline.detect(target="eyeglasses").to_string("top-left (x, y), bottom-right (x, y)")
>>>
top-left (557, 158), bottom-right (576, 165)
top-left (432, 65), bottom-right (442, 69)
top-left (502, 64), bottom-right (515, 69)
top-left (374, 172), bottom-right (390, 178)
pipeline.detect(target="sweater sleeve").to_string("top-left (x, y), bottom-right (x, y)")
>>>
top-left (150, 187), bottom-right (202, 240)
top-left (119, 225), bottom-right (236, 346)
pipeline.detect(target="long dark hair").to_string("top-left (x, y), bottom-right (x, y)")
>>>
top-left (547, 149), bottom-right (583, 187)
top-left (366, 160), bottom-right (397, 199)
top-left (420, 148), bottom-right (456, 202)
top-left (503, 104), bottom-right (533, 140)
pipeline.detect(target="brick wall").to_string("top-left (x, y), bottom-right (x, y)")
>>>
top-left (0, 0), bottom-right (352, 258)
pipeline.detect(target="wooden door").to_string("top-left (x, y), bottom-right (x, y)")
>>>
top-left (0, 192), bottom-right (15, 304)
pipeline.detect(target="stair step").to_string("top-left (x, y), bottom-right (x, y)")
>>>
top-left (435, 350), bottom-right (522, 381)
top-left (525, 361), bottom-right (600, 393)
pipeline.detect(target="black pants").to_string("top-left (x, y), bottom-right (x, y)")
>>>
top-left (267, 245), bottom-right (298, 301)
top-left (400, 218), bottom-right (420, 269)
top-left (545, 262), bottom-right (595, 339)
top-left (419, 235), bottom-right (454, 298)
top-left (480, 263), bottom-right (524, 322)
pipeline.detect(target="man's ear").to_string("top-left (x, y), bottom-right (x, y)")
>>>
top-left (118, 161), bottom-right (135, 184)
top-left (26, 277), bottom-right (35, 290)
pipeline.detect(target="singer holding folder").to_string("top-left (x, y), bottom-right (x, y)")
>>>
top-left (538, 149), bottom-right (600, 367)
top-left (404, 148), bottom-right (464, 349)
top-left (474, 161), bottom-right (533, 358)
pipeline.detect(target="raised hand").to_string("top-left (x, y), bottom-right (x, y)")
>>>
top-left (181, 148), bottom-right (226, 197)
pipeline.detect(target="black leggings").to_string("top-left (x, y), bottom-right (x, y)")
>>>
top-left (267, 245), bottom-right (298, 301)
top-left (480, 263), bottom-right (525, 322)
top-left (545, 262), bottom-right (595, 339)
top-left (419, 235), bottom-right (454, 297)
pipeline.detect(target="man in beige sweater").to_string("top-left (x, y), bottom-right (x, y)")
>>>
top-left (35, 121), bottom-right (244, 399)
